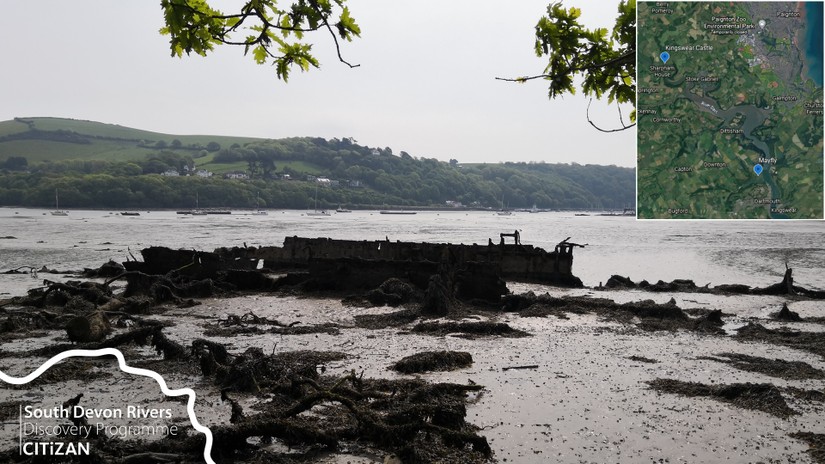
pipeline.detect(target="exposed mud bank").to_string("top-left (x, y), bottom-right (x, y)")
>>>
top-left (1, 249), bottom-right (825, 463)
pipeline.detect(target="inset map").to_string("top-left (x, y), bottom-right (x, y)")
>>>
top-left (637, 2), bottom-right (824, 219)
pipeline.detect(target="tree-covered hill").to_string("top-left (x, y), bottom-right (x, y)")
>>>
top-left (0, 117), bottom-right (634, 210)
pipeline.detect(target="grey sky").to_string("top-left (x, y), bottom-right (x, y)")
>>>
top-left (0, 1), bottom-right (636, 167)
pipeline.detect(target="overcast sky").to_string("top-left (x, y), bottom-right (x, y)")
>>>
top-left (0, 1), bottom-right (636, 167)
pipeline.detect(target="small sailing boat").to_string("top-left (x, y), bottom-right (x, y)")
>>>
top-left (306, 185), bottom-right (330, 216)
top-left (51, 189), bottom-right (68, 216)
top-left (252, 197), bottom-right (268, 215)
top-left (177, 192), bottom-right (207, 215)
top-left (496, 195), bottom-right (511, 216)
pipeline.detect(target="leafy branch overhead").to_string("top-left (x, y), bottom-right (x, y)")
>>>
top-left (159, 0), bottom-right (361, 81)
top-left (498, 1), bottom-right (636, 130)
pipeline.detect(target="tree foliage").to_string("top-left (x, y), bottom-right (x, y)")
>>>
top-left (0, 137), bottom-right (634, 210)
top-left (159, 0), bottom-right (361, 80)
top-left (499, 1), bottom-right (636, 130)
top-left (535, 1), bottom-right (635, 105)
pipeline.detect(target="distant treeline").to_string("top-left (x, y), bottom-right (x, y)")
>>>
top-left (0, 137), bottom-right (634, 210)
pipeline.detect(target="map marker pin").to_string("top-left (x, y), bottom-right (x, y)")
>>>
top-left (758, 19), bottom-right (766, 29)
top-left (754, 164), bottom-right (763, 176)
top-left (660, 51), bottom-right (670, 64)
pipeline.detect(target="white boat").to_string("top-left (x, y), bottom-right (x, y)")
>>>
top-left (336, 205), bottom-right (352, 213)
top-left (51, 189), bottom-right (68, 216)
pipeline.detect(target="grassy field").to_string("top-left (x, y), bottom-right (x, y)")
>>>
top-left (0, 139), bottom-right (154, 162)
top-left (276, 160), bottom-right (324, 175)
top-left (0, 117), bottom-right (263, 162)
top-left (0, 119), bottom-right (30, 137)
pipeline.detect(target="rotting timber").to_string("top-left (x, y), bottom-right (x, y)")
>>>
top-left (115, 235), bottom-right (584, 316)
top-left (221, 234), bottom-right (585, 289)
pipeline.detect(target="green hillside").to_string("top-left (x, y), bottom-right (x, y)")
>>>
top-left (0, 117), bottom-right (635, 210)
top-left (0, 117), bottom-right (261, 162)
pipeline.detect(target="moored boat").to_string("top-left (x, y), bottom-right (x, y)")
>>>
top-left (51, 189), bottom-right (68, 216)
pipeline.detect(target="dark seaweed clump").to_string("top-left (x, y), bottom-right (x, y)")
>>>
top-left (698, 352), bottom-right (825, 380)
top-left (411, 321), bottom-right (529, 338)
top-left (392, 351), bottom-right (474, 374)
top-left (647, 379), bottom-right (797, 418)
top-left (736, 323), bottom-right (825, 359)
top-left (790, 432), bottom-right (825, 464)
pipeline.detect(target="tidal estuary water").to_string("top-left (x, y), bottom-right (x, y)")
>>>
top-left (1, 208), bottom-right (824, 294)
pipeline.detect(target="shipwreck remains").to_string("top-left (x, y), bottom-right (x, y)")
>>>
top-left (223, 235), bottom-right (584, 288)
top-left (117, 235), bottom-right (584, 310)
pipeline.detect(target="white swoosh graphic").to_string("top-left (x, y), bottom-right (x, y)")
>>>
top-left (0, 348), bottom-right (215, 464)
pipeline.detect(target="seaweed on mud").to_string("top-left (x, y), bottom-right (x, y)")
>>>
top-left (4, 359), bottom-right (112, 389)
top-left (353, 308), bottom-right (421, 329)
top-left (0, 401), bottom-right (27, 422)
top-left (204, 322), bottom-right (341, 337)
top-left (411, 321), bottom-right (530, 338)
top-left (785, 387), bottom-right (825, 403)
top-left (506, 292), bottom-right (724, 334)
top-left (17, 280), bottom-right (114, 309)
top-left (618, 298), bottom-right (688, 321)
top-left (698, 352), bottom-right (825, 380)
top-left (626, 355), bottom-right (659, 364)
top-left (647, 379), bottom-right (797, 418)
top-left (192, 343), bottom-right (347, 393)
top-left (265, 323), bottom-right (341, 336)
top-left (518, 302), bottom-right (586, 318)
top-left (364, 278), bottom-right (419, 307)
top-left (790, 432), bottom-right (825, 464)
top-left (392, 351), bottom-right (474, 374)
top-left (0, 309), bottom-right (66, 334)
top-left (736, 322), bottom-right (825, 359)
top-left (8, 323), bottom-right (187, 361)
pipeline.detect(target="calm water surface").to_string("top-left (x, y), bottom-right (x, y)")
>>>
top-left (1, 208), bottom-right (824, 294)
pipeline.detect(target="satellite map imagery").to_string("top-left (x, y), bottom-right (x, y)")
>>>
top-left (637, 1), bottom-right (824, 219)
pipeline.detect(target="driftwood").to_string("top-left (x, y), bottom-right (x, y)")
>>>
top-left (105, 271), bottom-right (214, 303)
top-left (187, 339), bottom-right (491, 462)
top-left (502, 365), bottom-right (539, 371)
top-left (209, 378), bottom-right (490, 460)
